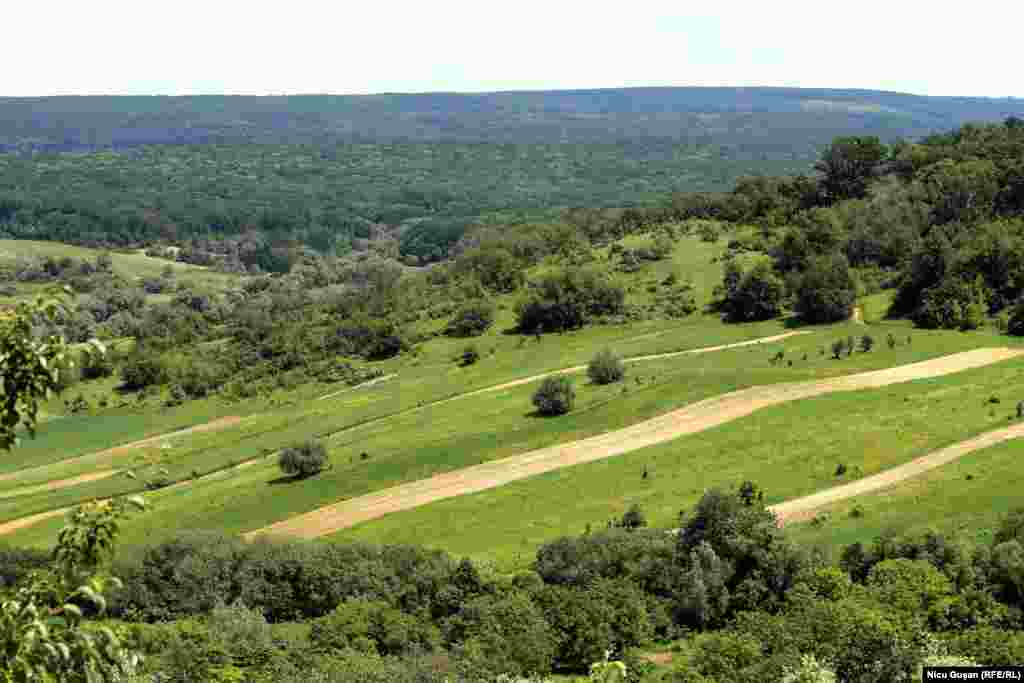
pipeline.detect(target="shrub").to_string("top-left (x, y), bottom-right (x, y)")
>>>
top-left (718, 261), bottom-right (785, 322)
top-left (914, 276), bottom-right (990, 331)
top-left (310, 598), bottom-right (440, 657)
top-left (859, 334), bottom-right (874, 352)
top-left (80, 350), bottom-right (115, 380)
top-left (516, 265), bottom-right (626, 333)
top-left (532, 376), bottom-right (575, 416)
top-left (587, 349), bottom-right (625, 385)
top-left (794, 253), bottom-right (857, 324)
top-left (278, 440), bottom-right (329, 478)
top-left (445, 592), bottom-right (557, 677)
top-left (445, 301), bottom-right (495, 338)
top-left (619, 504), bottom-right (647, 530)
top-left (831, 339), bottom-right (845, 359)
top-left (1008, 300), bottom-right (1024, 336)
top-left (460, 345), bottom-right (480, 366)
top-left (781, 654), bottom-right (838, 683)
top-left (120, 353), bottom-right (169, 390)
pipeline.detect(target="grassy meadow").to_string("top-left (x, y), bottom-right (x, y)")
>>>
top-left (3, 233), bottom-right (1024, 568)
top-left (0, 239), bottom-right (239, 302)
top-left (786, 436), bottom-right (1024, 549)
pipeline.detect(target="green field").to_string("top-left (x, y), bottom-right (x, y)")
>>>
top-left (786, 437), bottom-right (1024, 549)
top-left (3, 233), bottom-right (1024, 571)
top-left (330, 345), bottom-right (1024, 569)
top-left (0, 239), bottom-right (239, 300)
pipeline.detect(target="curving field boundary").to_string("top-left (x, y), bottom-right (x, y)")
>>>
top-left (0, 330), bottom-right (811, 538)
top-left (770, 422), bottom-right (1024, 525)
top-left (0, 416), bottom-right (244, 486)
top-left (450, 331), bottom-right (810, 400)
top-left (246, 347), bottom-right (1024, 541)
top-left (0, 470), bottom-right (121, 501)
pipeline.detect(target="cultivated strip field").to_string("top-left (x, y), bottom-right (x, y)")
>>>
top-left (770, 422), bottom-right (1024, 524)
top-left (0, 416), bottom-right (244, 485)
top-left (450, 331), bottom-right (811, 399)
top-left (248, 347), bottom-right (1023, 540)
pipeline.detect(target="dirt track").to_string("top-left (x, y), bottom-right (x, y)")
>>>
top-left (453, 331), bottom-right (810, 399)
top-left (0, 470), bottom-right (120, 500)
top-left (0, 508), bottom-right (68, 536)
top-left (246, 347), bottom-right (1024, 541)
top-left (0, 416), bottom-right (244, 485)
top-left (0, 416), bottom-right (245, 538)
top-left (317, 374), bottom-right (398, 401)
top-left (771, 421), bottom-right (1024, 525)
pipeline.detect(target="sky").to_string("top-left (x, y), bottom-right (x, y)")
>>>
top-left (3, 0), bottom-right (1021, 98)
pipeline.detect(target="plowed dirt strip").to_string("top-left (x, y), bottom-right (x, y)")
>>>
top-left (771, 422), bottom-right (1024, 525)
top-left (0, 470), bottom-right (120, 500)
top-left (0, 416), bottom-right (244, 484)
top-left (247, 347), bottom-right (1024, 541)
top-left (452, 331), bottom-right (811, 399)
top-left (0, 508), bottom-right (67, 536)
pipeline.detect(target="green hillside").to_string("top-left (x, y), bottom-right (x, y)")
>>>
top-left (4, 117), bottom-right (1024, 681)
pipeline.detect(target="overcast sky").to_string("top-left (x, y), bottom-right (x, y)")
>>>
top-left (4, 0), bottom-right (1021, 98)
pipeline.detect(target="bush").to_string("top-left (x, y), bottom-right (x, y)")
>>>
top-left (795, 253), bottom-right (857, 324)
top-left (445, 301), bottom-right (496, 338)
top-left (445, 592), bottom-right (558, 677)
top-left (718, 261), bottom-right (785, 322)
top-left (532, 376), bottom-right (576, 416)
top-left (516, 266), bottom-right (626, 333)
top-left (120, 353), bottom-right (169, 390)
top-left (278, 440), bottom-right (329, 478)
top-left (460, 345), bottom-right (480, 366)
top-left (1007, 300), bottom-right (1024, 336)
top-left (587, 349), bottom-right (625, 385)
top-left (310, 598), bottom-right (440, 657)
top-left (619, 504), bottom-right (647, 530)
top-left (80, 349), bottom-right (115, 379)
top-left (914, 276), bottom-right (990, 330)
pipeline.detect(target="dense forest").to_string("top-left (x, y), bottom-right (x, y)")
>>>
top-left (1, 87), bottom-right (1022, 267)
top-left (0, 143), bottom-right (798, 268)
top-left (3, 88), bottom-right (1023, 150)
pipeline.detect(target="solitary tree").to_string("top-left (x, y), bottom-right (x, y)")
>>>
top-left (279, 440), bottom-right (329, 478)
top-left (719, 261), bottom-right (785, 323)
top-left (587, 349), bottom-right (626, 385)
top-left (532, 376), bottom-right (576, 416)
top-left (794, 253), bottom-right (857, 324)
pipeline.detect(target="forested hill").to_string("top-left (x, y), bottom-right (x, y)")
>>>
top-left (4, 87), bottom-right (1024, 152)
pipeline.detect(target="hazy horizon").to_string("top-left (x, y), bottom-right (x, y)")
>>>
top-left (3, 0), bottom-right (1021, 99)
top-left (3, 85), bottom-right (1022, 101)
